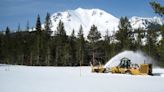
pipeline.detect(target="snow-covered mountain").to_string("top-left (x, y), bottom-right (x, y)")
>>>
top-left (130, 16), bottom-right (164, 29)
top-left (50, 8), bottom-right (119, 36)
top-left (50, 8), bottom-right (164, 37)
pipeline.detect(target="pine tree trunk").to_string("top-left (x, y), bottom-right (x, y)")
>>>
top-left (21, 54), bottom-right (24, 65)
top-left (46, 47), bottom-right (50, 66)
top-left (36, 35), bottom-right (40, 65)
top-left (30, 52), bottom-right (33, 66)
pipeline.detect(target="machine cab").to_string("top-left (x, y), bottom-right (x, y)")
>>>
top-left (118, 57), bottom-right (131, 68)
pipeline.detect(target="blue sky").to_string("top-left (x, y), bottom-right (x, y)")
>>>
top-left (0, 0), bottom-right (163, 31)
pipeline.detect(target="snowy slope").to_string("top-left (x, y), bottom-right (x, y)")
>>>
top-left (51, 8), bottom-right (119, 37)
top-left (49, 8), bottom-right (164, 37)
top-left (0, 65), bottom-right (164, 92)
top-left (130, 16), bottom-right (164, 29)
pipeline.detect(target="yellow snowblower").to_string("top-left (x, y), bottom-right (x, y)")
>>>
top-left (91, 57), bottom-right (152, 75)
top-left (110, 57), bottom-right (152, 75)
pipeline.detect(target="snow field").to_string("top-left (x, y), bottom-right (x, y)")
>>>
top-left (0, 65), bottom-right (164, 92)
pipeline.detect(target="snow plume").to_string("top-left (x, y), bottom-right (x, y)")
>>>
top-left (104, 50), bottom-right (156, 68)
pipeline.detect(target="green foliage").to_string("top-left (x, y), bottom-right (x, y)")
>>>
top-left (157, 25), bottom-right (164, 65)
top-left (77, 26), bottom-right (86, 65)
top-left (1, 12), bottom-right (164, 67)
top-left (87, 25), bottom-right (101, 65)
top-left (57, 20), bottom-right (66, 36)
top-left (69, 30), bottom-right (76, 65)
top-left (115, 17), bottom-right (134, 50)
top-left (145, 24), bottom-right (159, 58)
top-left (134, 28), bottom-right (145, 50)
top-left (87, 25), bottom-right (101, 43)
top-left (103, 30), bottom-right (115, 62)
top-left (150, 1), bottom-right (164, 16)
top-left (36, 14), bottom-right (42, 32)
top-left (161, 25), bottom-right (164, 38)
top-left (44, 13), bottom-right (52, 31)
top-left (5, 26), bottom-right (10, 35)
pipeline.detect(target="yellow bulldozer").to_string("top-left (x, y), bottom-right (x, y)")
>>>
top-left (110, 57), bottom-right (152, 75)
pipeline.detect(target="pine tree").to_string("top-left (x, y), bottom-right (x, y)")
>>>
top-left (36, 14), bottom-right (42, 32)
top-left (158, 25), bottom-right (164, 64)
top-left (57, 20), bottom-right (66, 36)
top-left (77, 25), bottom-right (86, 65)
top-left (87, 25), bottom-right (101, 43)
top-left (17, 23), bottom-right (21, 32)
top-left (5, 26), bottom-right (10, 35)
top-left (4, 27), bottom-right (11, 64)
top-left (149, 1), bottom-right (164, 63)
top-left (146, 23), bottom-right (159, 58)
top-left (0, 32), bottom-right (3, 64)
top-left (55, 20), bottom-right (67, 65)
top-left (135, 28), bottom-right (144, 50)
top-left (104, 30), bottom-right (112, 62)
top-left (35, 14), bottom-right (42, 65)
top-left (150, 1), bottom-right (164, 16)
top-left (115, 16), bottom-right (133, 50)
top-left (69, 29), bottom-right (76, 66)
top-left (87, 24), bottom-right (101, 65)
top-left (44, 13), bottom-right (52, 32)
top-left (44, 13), bottom-right (52, 65)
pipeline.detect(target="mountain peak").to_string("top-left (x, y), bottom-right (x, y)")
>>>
top-left (51, 8), bottom-right (119, 36)
top-left (75, 7), bottom-right (103, 12)
top-left (75, 7), bottom-right (86, 11)
top-left (50, 8), bottom-right (163, 37)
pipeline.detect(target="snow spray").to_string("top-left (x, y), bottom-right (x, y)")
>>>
top-left (104, 50), bottom-right (156, 68)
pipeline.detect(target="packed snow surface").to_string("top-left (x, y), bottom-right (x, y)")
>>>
top-left (104, 50), bottom-right (156, 68)
top-left (0, 65), bottom-right (164, 92)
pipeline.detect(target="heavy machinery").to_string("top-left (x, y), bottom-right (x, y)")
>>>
top-left (90, 62), bottom-right (106, 73)
top-left (110, 57), bottom-right (152, 75)
top-left (91, 57), bottom-right (152, 75)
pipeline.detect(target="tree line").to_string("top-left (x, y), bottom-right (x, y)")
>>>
top-left (0, 1), bottom-right (163, 66)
